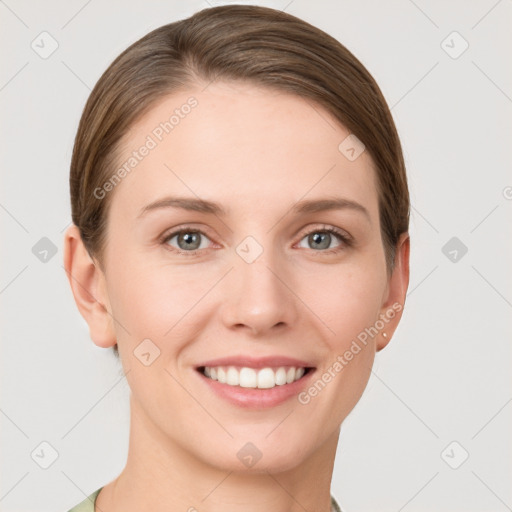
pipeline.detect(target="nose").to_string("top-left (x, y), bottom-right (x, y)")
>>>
top-left (219, 244), bottom-right (299, 337)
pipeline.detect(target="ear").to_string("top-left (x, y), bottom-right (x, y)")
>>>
top-left (376, 232), bottom-right (410, 351)
top-left (63, 224), bottom-right (117, 348)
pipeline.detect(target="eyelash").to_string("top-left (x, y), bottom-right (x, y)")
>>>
top-left (160, 224), bottom-right (352, 256)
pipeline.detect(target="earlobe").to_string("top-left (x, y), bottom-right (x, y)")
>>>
top-left (376, 232), bottom-right (410, 351)
top-left (63, 225), bottom-right (117, 349)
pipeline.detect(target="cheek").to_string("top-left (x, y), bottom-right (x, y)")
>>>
top-left (106, 254), bottom-right (214, 345)
top-left (311, 263), bottom-right (385, 346)
top-left (315, 264), bottom-right (384, 409)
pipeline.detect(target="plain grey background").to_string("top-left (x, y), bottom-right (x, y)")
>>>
top-left (1, 1), bottom-right (511, 511)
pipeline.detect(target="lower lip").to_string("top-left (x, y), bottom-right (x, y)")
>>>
top-left (196, 369), bottom-right (316, 409)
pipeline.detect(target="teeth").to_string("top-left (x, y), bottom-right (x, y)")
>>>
top-left (226, 367), bottom-right (239, 386)
top-left (201, 366), bottom-right (308, 389)
top-left (217, 367), bottom-right (226, 384)
top-left (239, 367), bottom-right (257, 388)
top-left (275, 367), bottom-right (287, 385)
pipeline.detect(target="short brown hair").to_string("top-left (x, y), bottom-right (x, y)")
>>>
top-left (69, 5), bottom-right (410, 357)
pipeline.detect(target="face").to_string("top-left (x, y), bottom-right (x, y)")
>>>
top-left (74, 81), bottom-right (408, 473)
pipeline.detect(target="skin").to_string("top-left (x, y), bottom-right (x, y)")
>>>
top-left (64, 80), bottom-right (409, 512)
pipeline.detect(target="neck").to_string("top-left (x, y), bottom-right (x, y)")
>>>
top-left (98, 395), bottom-right (340, 512)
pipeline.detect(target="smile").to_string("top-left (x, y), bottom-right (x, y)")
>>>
top-left (199, 365), bottom-right (312, 389)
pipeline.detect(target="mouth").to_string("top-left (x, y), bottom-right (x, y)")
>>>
top-left (196, 365), bottom-right (315, 390)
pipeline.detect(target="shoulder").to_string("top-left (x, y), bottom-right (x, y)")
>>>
top-left (67, 487), bottom-right (103, 512)
top-left (331, 493), bottom-right (343, 512)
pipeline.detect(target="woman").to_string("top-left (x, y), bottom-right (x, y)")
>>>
top-left (64, 4), bottom-right (410, 511)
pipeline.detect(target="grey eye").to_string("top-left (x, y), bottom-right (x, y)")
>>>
top-left (308, 232), bottom-right (331, 250)
top-left (166, 230), bottom-right (210, 251)
top-left (297, 230), bottom-right (343, 251)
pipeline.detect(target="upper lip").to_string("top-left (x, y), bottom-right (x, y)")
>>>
top-left (196, 355), bottom-right (315, 369)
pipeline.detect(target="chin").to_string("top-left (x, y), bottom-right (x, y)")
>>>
top-left (198, 436), bottom-right (311, 475)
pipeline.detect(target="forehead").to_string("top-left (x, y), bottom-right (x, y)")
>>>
top-left (111, 81), bottom-right (379, 219)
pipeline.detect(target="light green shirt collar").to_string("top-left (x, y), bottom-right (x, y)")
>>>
top-left (68, 487), bottom-right (343, 512)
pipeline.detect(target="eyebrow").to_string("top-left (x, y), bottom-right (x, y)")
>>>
top-left (137, 196), bottom-right (371, 222)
